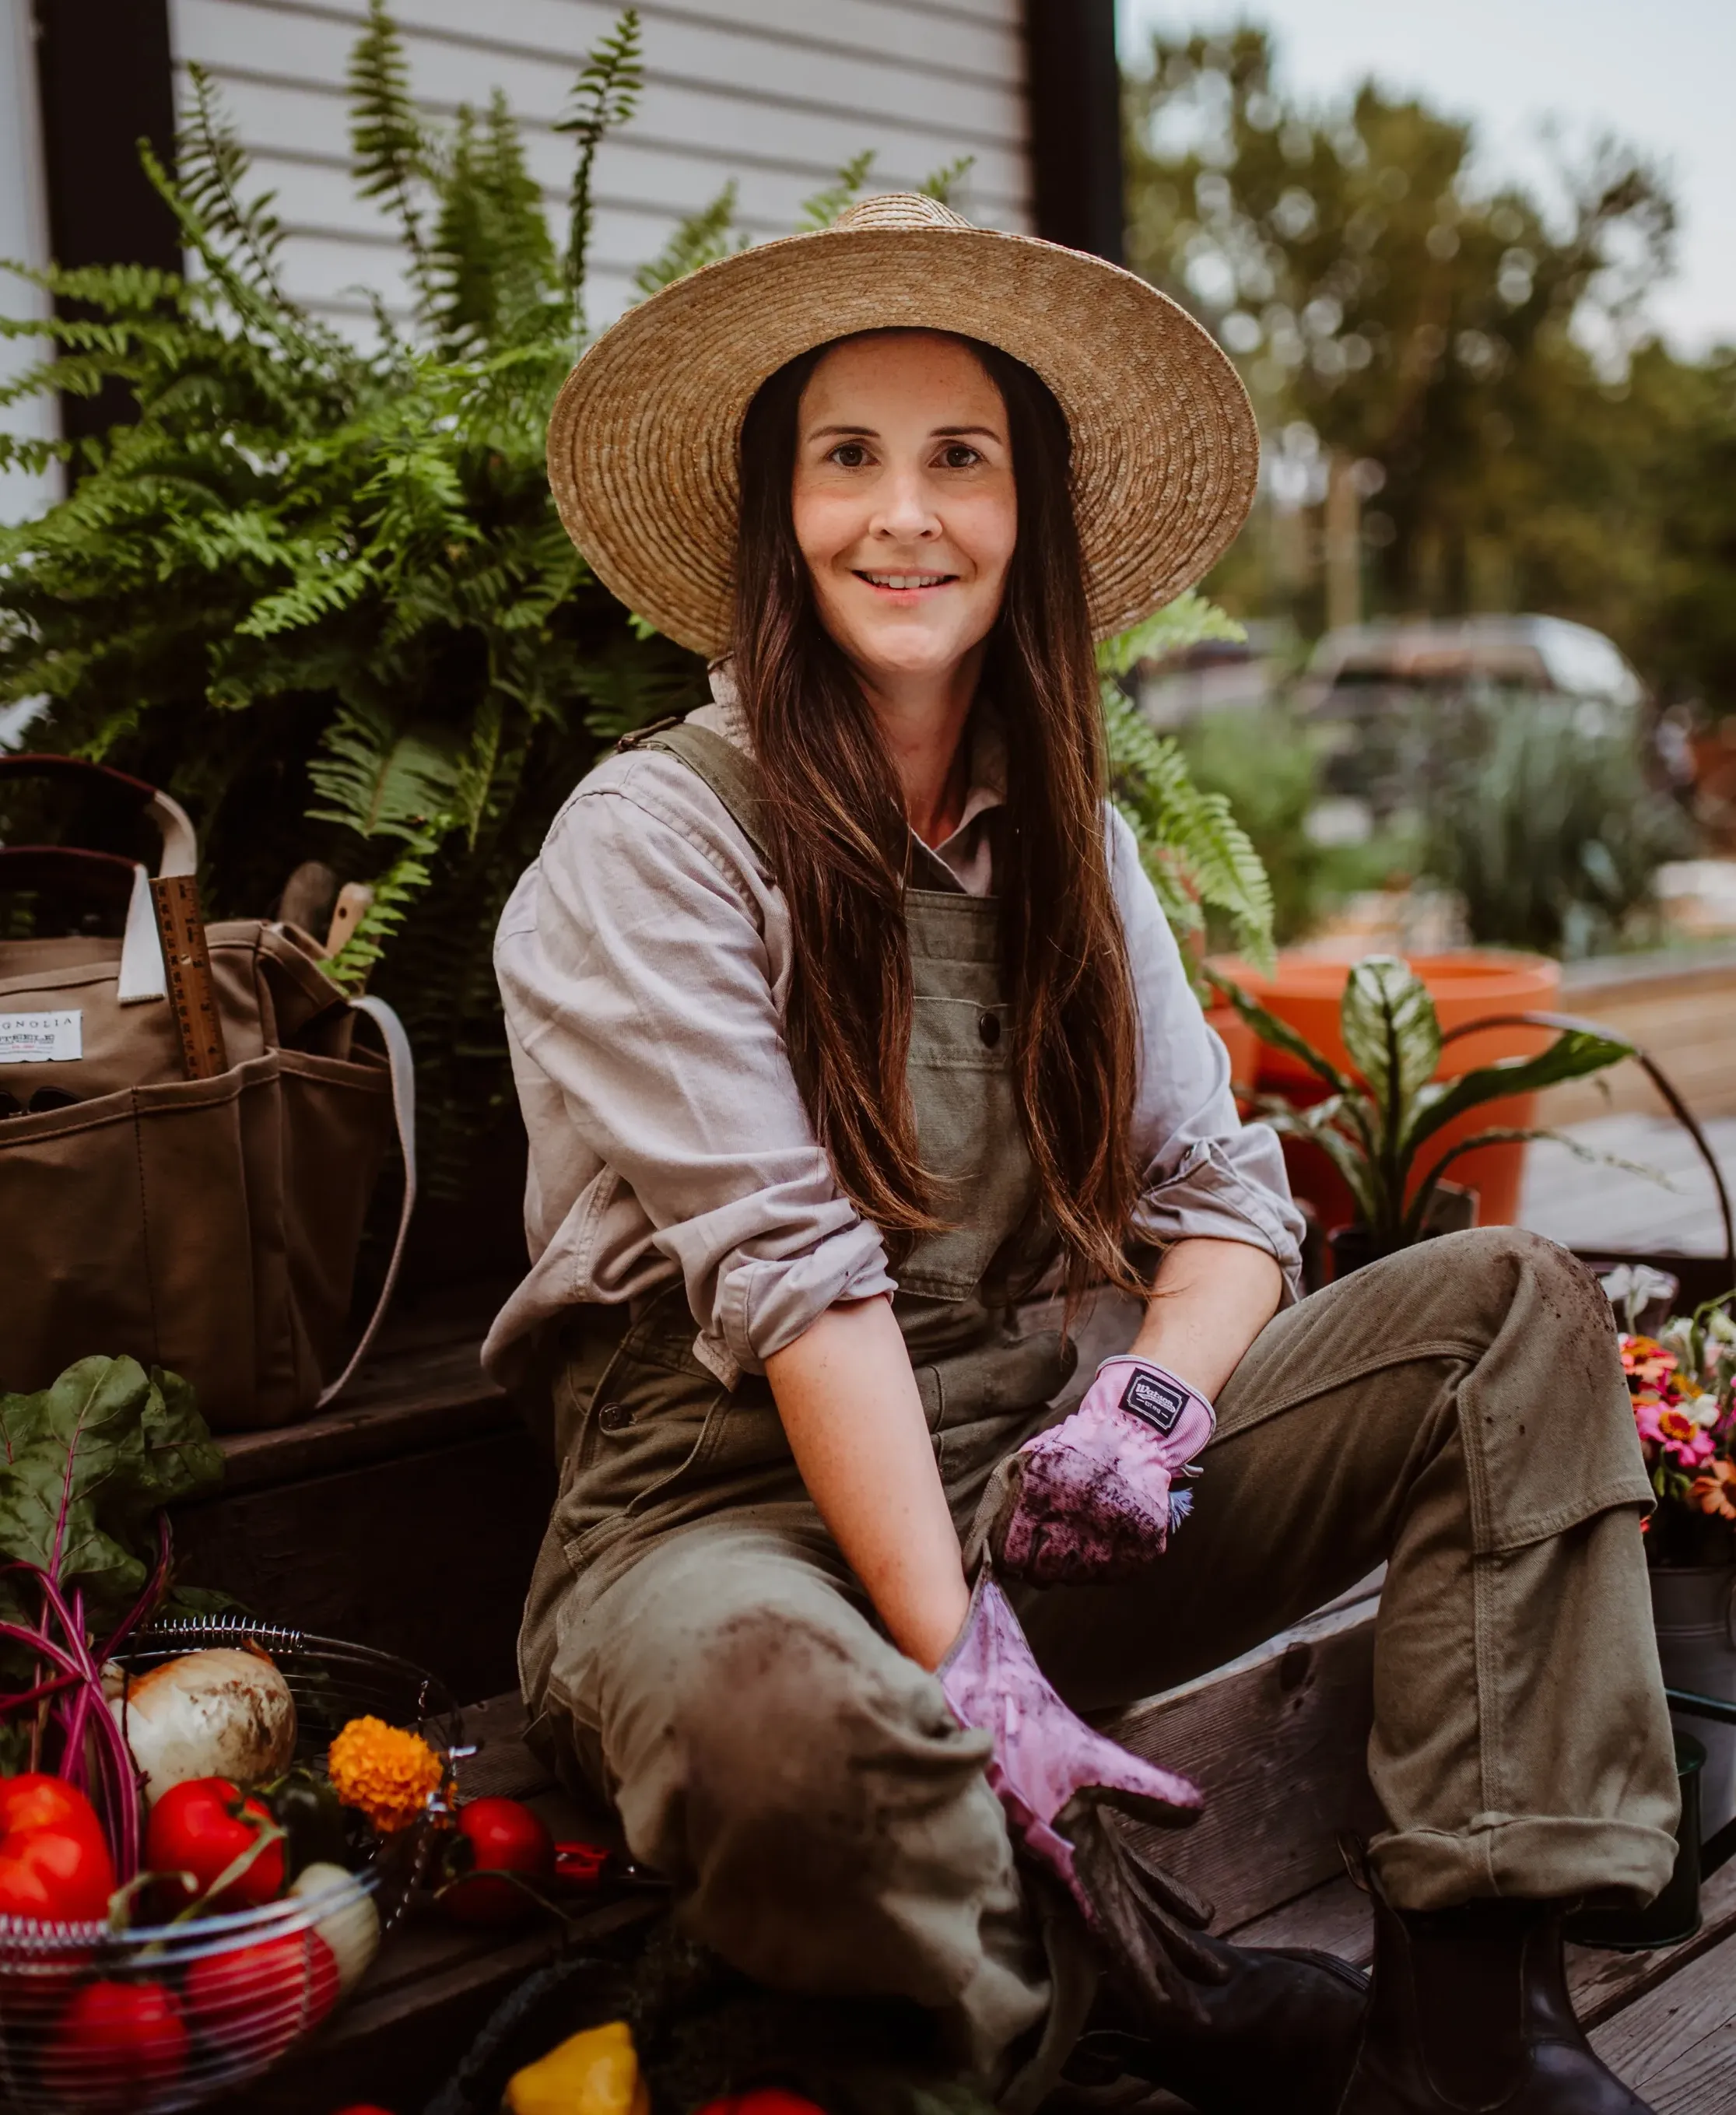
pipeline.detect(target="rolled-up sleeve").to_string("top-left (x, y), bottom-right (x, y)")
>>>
top-left (498, 773), bottom-right (895, 1383)
top-left (1108, 807), bottom-right (1306, 1302)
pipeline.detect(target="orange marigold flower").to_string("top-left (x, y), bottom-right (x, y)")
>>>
top-left (1689, 1459), bottom-right (1736, 1521)
top-left (328, 1714), bottom-right (443, 1833)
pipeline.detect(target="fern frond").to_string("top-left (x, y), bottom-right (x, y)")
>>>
top-left (348, 0), bottom-right (437, 310)
top-left (800, 151), bottom-right (875, 230)
top-left (306, 698), bottom-right (465, 844)
top-left (921, 155), bottom-right (975, 205)
top-left (323, 836), bottom-right (437, 988)
top-left (1096, 591), bottom-right (1247, 679)
top-left (1103, 681), bottom-right (1275, 970)
top-left (173, 66), bottom-right (289, 306)
top-left (428, 93), bottom-right (558, 351)
top-left (556, 8), bottom-right (643, 345)
top-left (633, 183), bottom-right (742, 297)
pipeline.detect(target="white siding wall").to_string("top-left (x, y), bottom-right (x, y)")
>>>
top-left (167, 0), bottom-right (1032, 333)
top-left (0, 0), bottom-right (58, 527)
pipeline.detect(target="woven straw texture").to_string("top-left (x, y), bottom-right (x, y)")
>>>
top-left (547, 194), bottom-right (1259, 654)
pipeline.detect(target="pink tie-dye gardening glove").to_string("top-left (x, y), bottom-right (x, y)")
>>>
top-left (939, 1572), bottom-right (1224, 2022)
top-left (988, 1356), bottom-right (1215, 1586)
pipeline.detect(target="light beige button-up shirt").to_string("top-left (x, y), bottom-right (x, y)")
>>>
top-left (483, 679), bottom-right (1304, 1388)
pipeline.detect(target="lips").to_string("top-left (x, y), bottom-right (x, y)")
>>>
top-left (855, 571), bottom-right (956, 591)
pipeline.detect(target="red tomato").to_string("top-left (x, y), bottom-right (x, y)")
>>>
top-left (185, 1927), bottom-right (340, 2063)
top-left (440, 1797), bottom-right (555, 1926)
top-left (45, 1979), bottom-right (188, 2106)
top-left (693, 2094), bottom-right (828, 2115)
top-left (0, 1773), bottom-right (115, 1924)
top-left (146, 1777), bottom-right (285, 1912)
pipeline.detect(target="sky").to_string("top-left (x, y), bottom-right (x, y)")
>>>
top-left (1117, 0), bottom-right (1736, 357)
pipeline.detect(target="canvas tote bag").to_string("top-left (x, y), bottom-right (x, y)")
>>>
top-left (0, 754), bottom-right (416, 1432)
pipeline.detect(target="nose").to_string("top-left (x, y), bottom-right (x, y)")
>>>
top-left (868, 463), bottom-right (942, 544)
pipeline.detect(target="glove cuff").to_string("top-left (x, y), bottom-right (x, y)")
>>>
top-left (1092, 1356), bottom-right (1216, 1444)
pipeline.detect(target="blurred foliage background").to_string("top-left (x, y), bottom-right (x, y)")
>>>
top-left (1123, 24), bottom-right (1736, 710)
top-left (1123, 23), bottom-right (1734, 956)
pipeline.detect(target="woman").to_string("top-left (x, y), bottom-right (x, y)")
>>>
top-left (486, 194), bottom-right (1675, 2115)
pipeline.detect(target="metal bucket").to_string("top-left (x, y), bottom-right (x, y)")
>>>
top-left (1650, 1564), bottom-right (1736, 1837)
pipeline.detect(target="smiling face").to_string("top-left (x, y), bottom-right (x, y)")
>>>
top-left (790, 331), bottom-right (1017, 702)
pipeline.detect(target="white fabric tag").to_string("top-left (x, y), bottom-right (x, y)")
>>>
top-left (0, 1009), bottom-right (83, 1064)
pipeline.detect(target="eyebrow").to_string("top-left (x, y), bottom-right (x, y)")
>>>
top-left (805, 423), bottom-right (1005, 441)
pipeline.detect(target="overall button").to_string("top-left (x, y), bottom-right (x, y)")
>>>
top-left (977, 1011), bottom-right (1002, 1048)
top-left (596, 1401), bottom-right (633, 1433)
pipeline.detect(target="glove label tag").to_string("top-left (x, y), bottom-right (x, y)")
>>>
top-left (1119, 1366), bottom-right (1190, 1435)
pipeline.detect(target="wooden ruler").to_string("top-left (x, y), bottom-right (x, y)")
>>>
top-left (149, 875), bottom-right (229, 1080)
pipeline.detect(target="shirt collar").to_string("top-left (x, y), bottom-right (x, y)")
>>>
top-left (705, 660), bottom-right (1006, 891)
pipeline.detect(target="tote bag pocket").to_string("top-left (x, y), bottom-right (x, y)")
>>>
top-left (0, 1043), bottom-right (398, 1432)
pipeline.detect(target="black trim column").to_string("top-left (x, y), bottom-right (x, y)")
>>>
top-left (30, 0), bottom-right (179, 444)
top-left (1022, 0), bottom-right (1124, 264)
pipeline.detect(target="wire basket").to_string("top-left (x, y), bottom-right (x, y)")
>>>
top-left (0, 1617), bottom-right (461, 2113)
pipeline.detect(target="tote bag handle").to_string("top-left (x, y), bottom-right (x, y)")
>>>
top-left (0, 754), bottom-right (198, 1003)
top-left (314, 992), bottom-right (419, 1410)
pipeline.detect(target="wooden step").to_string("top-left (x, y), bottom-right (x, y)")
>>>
top-left (171, 1286), bottom-right (552, 1704)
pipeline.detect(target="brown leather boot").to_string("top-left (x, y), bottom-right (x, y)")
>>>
top-left (1338, 1887), bottom-right (1655, 2112)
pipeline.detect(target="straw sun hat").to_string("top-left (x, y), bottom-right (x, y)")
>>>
top-left (546, 191), bottom-right (1258, 655)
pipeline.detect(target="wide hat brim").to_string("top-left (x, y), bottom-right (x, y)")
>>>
top-left (547, 195), bottom-right (1259, 655)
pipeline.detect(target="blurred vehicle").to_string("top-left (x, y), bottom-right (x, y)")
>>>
top-left (1136, 621), bottom-right (1296, 729)
top-left (1300, 615), bottom-right (1648, 822)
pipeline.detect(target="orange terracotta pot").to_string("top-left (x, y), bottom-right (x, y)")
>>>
top-left (1208, 950), bottom-right (1563, 1231)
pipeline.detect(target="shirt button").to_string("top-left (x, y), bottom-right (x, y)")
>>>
top-left (596, 1401), bottom-right (632, 1433)
top-left (978, 1011), bottom-right (1002, 1048)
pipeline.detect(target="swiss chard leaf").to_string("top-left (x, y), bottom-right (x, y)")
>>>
top-left (0, 1358), bottom-right (224, 1651)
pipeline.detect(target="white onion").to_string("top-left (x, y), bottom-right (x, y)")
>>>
top-left (110, 1646), bottom-right (297, 1805)
top-left (289, 1861), bottom-right (381, 1994)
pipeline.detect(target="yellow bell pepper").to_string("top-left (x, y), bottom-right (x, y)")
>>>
top-left (505, 2019), bottom-right (651, 2115)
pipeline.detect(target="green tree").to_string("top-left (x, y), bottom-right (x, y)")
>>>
top-left (1122, 27), bottom-right (1676, 627)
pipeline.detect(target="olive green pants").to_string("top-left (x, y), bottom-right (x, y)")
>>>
top-left (517, 1229), bottom-right (1678, 2089)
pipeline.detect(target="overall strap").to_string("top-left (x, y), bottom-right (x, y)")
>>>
top-left (620, 720), bottom-right (774, 868)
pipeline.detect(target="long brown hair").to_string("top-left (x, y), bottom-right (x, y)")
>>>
top-left (733, 331), bottom-right (1142, 1303)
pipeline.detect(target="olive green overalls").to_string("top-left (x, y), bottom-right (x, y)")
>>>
top-left (516, 724), bottom-right (1679, 2099)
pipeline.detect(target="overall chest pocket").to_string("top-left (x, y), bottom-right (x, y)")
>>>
top-left (900, 990), bottom-right (1034, 1300)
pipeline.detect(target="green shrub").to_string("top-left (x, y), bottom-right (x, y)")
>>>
top-left (1419, 689), bottom-right (1692, 956)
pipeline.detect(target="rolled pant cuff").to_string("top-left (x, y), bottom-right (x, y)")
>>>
top-left (1370, 1815), bottom-right (1679, 1912)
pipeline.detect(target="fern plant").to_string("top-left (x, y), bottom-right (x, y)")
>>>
top-left (0, 0), bottom-right (1271, 1202)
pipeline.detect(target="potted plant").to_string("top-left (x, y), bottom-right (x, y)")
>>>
top-left (1207, 954), bottom-right (1636, 1273)
top-left (1207, 949), bottom-right (1566, 1226)
top-left (1607, 1277), bottom-right (1736, 1841)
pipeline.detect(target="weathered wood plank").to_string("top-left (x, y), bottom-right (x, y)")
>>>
top-left (1589, 1924), bottom-right (1736, 2113)
top-left (1570, 1859), bottom-right (1736, 2029)
top-left (176, 1429), bottom-right (552, 1702)
top-left (1107, 1600), bottom-right (1382, 1930)
top-left (1229, 1871), bottom-right (1373, 1964)
top-left (1226, 1856), bottom-right (1736, 2040)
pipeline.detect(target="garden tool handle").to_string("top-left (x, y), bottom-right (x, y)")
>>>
top-left (1439, 1009), bottom-right (1736, 1294)
top-left (0, 752), bottom-right (196, 877)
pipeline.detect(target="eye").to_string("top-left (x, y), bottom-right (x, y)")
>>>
top-left (826, 441), bottom-right (871, 468)
top-left (940, 443), bottom-right (984, 469)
